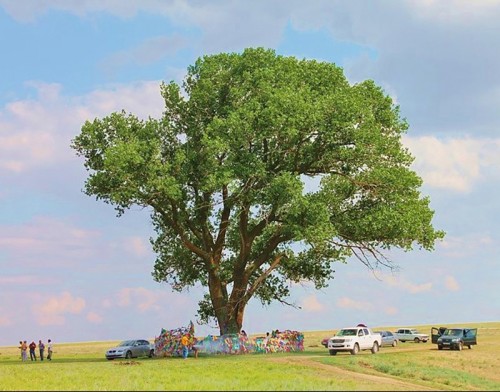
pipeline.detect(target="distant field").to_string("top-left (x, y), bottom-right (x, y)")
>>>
top-left (1, 322), bottom-right (499, 391)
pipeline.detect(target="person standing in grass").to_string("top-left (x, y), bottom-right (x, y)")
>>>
top-left (21, 341), bottom-right (28, 362)
top-left (38, 340), bottom-right (45, 361)
top-left (181, 334), bottom-right (189, 359)
top-left (29, 341), bottom-right (37, 361)
top-left (47, 339), bottom-right (53, 361)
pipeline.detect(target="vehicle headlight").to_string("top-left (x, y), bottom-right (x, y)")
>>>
top-left (452, 339), bottom-right (459, 343)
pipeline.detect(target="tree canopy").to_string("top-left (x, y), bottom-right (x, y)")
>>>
top-left (71, 47), bottom-right (444, 334)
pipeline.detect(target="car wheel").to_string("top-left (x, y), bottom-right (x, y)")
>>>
top-left (457, 342), bottom-right (463, 351)
top-left (329, 350), bottom-right (337, 356)
top-left (414, 337), bottom-right (420, 343)
top-left (392, 340), bottom-right (397, 347)
top-left (350, 344), bottom-right (359, 355)
top-left (371, 341), bottom-right (379, 354)
top-left (438, 345), bottom-right (443, 350)
top-left (149, 349), bottom-right (154, 358)
top-left (125, 351), bottom-right (132, 359)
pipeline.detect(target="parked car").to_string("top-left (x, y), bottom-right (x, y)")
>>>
top-left (327, 326), bottom-right (382, 355)
top-left (374, 330), bottom-right (398, 347)
top-left (105, 339), bottom-right (154, 360)
top-left (394, 328), bottom-right (429, 343)
top-left (432, 327), bottom-right (478, 351)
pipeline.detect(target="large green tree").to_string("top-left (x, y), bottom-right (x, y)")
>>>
top-left (71, 48), bottom-right (444, 334)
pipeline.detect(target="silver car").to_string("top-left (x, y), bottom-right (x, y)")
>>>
top-left (105, 339), bottom-right (154, 360)
top-left (374, 331), bottom-right (398, 347)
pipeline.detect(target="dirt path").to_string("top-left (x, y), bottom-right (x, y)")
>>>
top-left (268, 355), bottom-right (440, 391)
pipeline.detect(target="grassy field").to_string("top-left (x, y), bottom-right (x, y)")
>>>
top-left (1, 322), bottom-right (499, 391)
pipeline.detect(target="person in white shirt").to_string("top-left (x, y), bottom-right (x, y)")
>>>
top-left (47, 339), bottom-right (53, 361)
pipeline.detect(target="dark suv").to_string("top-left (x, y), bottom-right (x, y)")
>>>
top-left (431, 327), bottom-right (477, 351)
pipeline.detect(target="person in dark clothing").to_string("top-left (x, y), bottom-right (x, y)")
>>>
top-left (29, 341), bottom-right (37, 361)
top-left (38, 340), bottom-right (45, 361)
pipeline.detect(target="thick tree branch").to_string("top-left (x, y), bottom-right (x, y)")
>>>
top-left (245, 232), bottom-right (290, 278)
top-left (243, 254), bottom-right (284, 303)
top-left (151, 200), bottom-right (211, 262)
top-left (214, 184), bottom-right (231, 256)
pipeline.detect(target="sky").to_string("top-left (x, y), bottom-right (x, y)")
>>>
top-left (1, 0), bottom-right (499, 347)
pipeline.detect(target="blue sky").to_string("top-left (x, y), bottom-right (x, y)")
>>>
top-left (1, 0), bottom-right (499, 346)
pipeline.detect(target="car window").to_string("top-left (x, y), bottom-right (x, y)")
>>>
top-left (363, 329), bottom-right (369, 335)
top-left (443, 329), bottom-right (461, 336)
top-left (119, 340), bottom-right (133, 347)
top-left (386, 332), bottom-right (393, 337)
top-left (338, 329), bottom-right (357, 336)
top-left (140, 340), bottom-right (149, 345)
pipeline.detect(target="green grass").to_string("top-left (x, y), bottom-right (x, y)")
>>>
top-left (1, 322), bottom-right (499, 391)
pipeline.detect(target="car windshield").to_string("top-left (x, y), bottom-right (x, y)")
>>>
top-left (337, 329), bottom-right (357, 336)
top-left (443, 329), bottom-right (462, 336)
top-left (118, 340), bottom-right (135, 347)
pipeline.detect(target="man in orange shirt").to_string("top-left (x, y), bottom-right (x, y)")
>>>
top-left (181, 334), bottom-right (189, 359)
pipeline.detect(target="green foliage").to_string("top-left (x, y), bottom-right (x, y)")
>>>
top-left (71, 47), bottom-right (444, 332)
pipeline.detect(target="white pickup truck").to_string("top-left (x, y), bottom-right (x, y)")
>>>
top-left (394, 328), bottom-right (429, 343)
top-left (327, 326), bottom-right (382, 355)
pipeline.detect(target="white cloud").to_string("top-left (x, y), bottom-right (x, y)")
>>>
top-left (444, 275), bottom-right (460, 292)
top-left (114, 287), bottom-right (168, 312)
top-left (86, 312), bottom-right (103, 324)
top-left (300, 294), bottom-right (325, 313)
top-left (439, 233), bottom-right (493, 258)
top-left (100, 35), bottom-right (188, 77)
top-left (403, 135), bottom-right (500, 192)
top-left (122, 236), bottom-right (152, 258)
top-left (0, 216), bottom-right (101, 267)
top-left (380, 273), bottom-right (433, 294)
top-left (0, 316), bottom-right (12, 327)
top-left (407, 0), bottom-right (500, 24)
top-left (0, 275), bottom-right (54, 285)
top-left (0, 0), bottom-right (287, 52)
top-left (35, 291), bottom-right (86, 326)
top-left (384, 306), bottom-right (398, 316)
top-left (336, 296), bottom-right (373, 311)
top-left (0, 81), bottom-right (164, 175)
top-left (0, 306), bottom-right (12, 326)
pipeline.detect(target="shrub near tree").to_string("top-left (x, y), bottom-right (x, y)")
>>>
top-left (71, 47), bottom-right (444, 335)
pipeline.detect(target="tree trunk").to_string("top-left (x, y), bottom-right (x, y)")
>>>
top-left (209, 272), bottom-right (247, 334)
top-left (217, 301), bottom-right (246, 335)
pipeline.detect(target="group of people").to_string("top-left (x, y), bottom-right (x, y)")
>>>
top-left (18, 339), bottom-right (53, 362)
